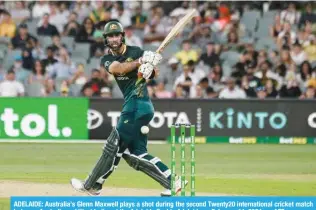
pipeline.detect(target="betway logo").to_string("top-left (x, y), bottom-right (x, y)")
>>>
top-left (0, 105), bottom-right (71, 137)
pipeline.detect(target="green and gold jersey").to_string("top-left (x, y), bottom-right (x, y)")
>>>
top-left (101, 45), bottom-right (149, 102)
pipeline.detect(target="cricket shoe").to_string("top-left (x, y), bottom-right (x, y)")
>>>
top-left (160, 176), bottom-right (188, 197)
top-left (70, 178), bottom-right (101, 196)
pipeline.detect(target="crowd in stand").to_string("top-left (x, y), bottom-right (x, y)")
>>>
top-left (0, 1), bottom-right (315, 99)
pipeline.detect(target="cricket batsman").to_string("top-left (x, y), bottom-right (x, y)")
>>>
top-left (71, 20), bottom-right (187, 196)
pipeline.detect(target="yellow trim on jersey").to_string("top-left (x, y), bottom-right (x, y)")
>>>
top-left (110, 44), bottom-right (127, 56)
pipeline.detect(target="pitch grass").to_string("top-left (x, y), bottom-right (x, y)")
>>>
top-left (0, 143), bottom-right (316, 197)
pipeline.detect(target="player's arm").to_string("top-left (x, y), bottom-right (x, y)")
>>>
top-left (108, 60), bottom-right (141, 75)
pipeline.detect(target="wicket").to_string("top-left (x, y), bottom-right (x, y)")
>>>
top-left (170, 123), bottom-right (196, 196)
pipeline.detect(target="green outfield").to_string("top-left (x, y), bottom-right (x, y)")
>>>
top-left (0, 142), bottom-right (316, 208)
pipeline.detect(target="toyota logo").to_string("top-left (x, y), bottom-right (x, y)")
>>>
top-left (87, 109), bottom-right (103, 130)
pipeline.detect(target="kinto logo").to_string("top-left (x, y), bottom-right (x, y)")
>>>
top-left (87, 109), bottom-right (103, 130)
top-left (209, 108), bottom-right (287, 130)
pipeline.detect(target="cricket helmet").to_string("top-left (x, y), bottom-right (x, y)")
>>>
top-left (103, 20), bottom-right (125, 47)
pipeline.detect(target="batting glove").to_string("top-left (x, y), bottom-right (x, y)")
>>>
top-left (138, 63), bottom-right (154, 80)
top-left (139, 51), bottom-right (162, 66)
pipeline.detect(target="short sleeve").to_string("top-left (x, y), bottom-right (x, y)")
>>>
top-left (137, 47), bottom-right (144, 59)
top-left (16, 82), bottom-right (25, 94)
top-left (100, 56), bottom-right (113, 73)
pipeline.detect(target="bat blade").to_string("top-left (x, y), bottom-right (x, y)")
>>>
top-left (156, 9), bottom-right (197, 53)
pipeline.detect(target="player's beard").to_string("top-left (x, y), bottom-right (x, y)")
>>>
top-left (108, 40), bottom-right (123, 52)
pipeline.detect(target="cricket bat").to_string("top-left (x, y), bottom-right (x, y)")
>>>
top-left (138, 9), bottom-right (197, 79)
top-left (156, 9), bottom-right (197, 54)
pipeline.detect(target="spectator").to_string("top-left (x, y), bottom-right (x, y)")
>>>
top-left (28, 60), bottom-right (46, 84)
top-left (63, 12), bottom-right (80, 37)
top-left (218, 77), bottom-right (247, 99)
top-left (232, 51), bottom-right (252, 80)
top-left (81, 84), bottom-right (94, 97)
top-left (124, 25), bottom-right (142, 48)
top-left (200, 42), bottom-right (220, 68)
top-left (48, 48), bottom-right (75, 79)
top-left (174, 84), bottom-right (185, 99)
top-left (0, 10), bottom-right (16, 38)
top-left (71, 1), bottom-right (92, 24)
top-left (89, 1), bottom-right (110, 25)
top-left (277, 22), bottom-right (297, 47)
top-left (304, 37), bottom-right (316, 62)
top-left (225, 31), bottom-right (239, 51)
top-left (297, 22), bottom-right (315, 47)
top-left (174, 64), bottom-right (194, 98)
top-left (300, 85), bottom-right (315, 99)
top-left (43, 78), bottom-right (58, 97)
top-left (280, 3), bottom-right (301, 25)
top-left (143, 17), bottom-right (166, 46)
top-left (10, 23), bottom-right (37, 50)
top-left (90, 30), bottom-right (106, 58)
top-left (193, 85), bottom-right (204, 98)
top-left (82, 69), bottom-right (109, 96)
top-left (59, 2), bottom-right (70, 20)
top-left (198, 77), bottom-right (210, 95)
top-left (10, 1), bottom-right (30, 24)
top-left (32, 1), bottom-right (50, 19)
top-left (265, 79), bottom-right (279, 98)
top-left (112, 5), bottom-right (132, 27)
top-left (205, 86), bottom-right (217, 98)
top-left (255, 60), bottom-right (282, 89)
top-left (0, 70), bottom-right (25, 97)
top-left (208, 62), bottom-right (226, 92)
top-left (50, 34), bottom-right (68, 54)
top-left (131, 6), bottom-right (147, 30)
top-left (279, 79), bottom-right (302, 98)
top-left (270, 14), bottom-right (283, 39)
top-left (255, 86), bottom-right (267, 99)
top-left (163, 57), bottom-right (181, 90)
top-left (290, 42), bottom-right (307, 65)
top-left (175, 40), bottom-right (199, 65)
top-left (190, 60), bottom-right (206, 83)
top-left (298, 3), bottom-right (316, 29)
top-left (22, 48), bottom-right (34, 70)
top-left (41, 46), bottom-right (58, 73)
top-left (10, 55), bottom-right (30, 82)
top-left (269, 50), bottom-right (280, 67)
top-left (279, 48), bottom-right (295, 70)
top-left (154, 81), bottom-right (172, 98)
top-left (170, 2), bottom-right (190, 17)
top-left (100, 86), bottom-right (112, 98)
top-left (70, 63), bottom-right (88, 85)
top-left (257, 50), bottom-right (268, 67)
top-left (245, 62), bottom-right (261, 89)
top-left (241, 76), bottom-right (257, 98)
top-left (296, 61), bottom-right (313, 91)
top-left (37, 13), bottom-right (59, 36)
top-left (32, 41), bottom-right (46, 60)
top-left (49, 3), bottom-right (68, 33)
top-left (58, 80), bottom-right (72, 97)
top-left (189, 24), bottom-right (213, 50)
top-left (245, 43), bottom-right (258, 62)
top-left (75, 17), bottom-right (95, 43)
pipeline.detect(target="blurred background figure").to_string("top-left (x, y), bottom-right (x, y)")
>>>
top-left (0, 1), bottom-right (313, 100)
top-left (0, 70), bottom-right (25, 97)
top-left (218, 77), bottom-right (247, 99)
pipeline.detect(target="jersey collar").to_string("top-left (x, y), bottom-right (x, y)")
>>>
top-left (109, 44), bottom-right (127, 56)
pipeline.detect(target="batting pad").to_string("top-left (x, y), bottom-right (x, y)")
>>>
top-left (84, 128), bottom-right (120, 190)
top-left (123, 152), bottom-right (171, 189)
